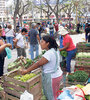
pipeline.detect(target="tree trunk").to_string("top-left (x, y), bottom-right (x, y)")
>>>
top-left (13, 14), bottom-right (16, 32)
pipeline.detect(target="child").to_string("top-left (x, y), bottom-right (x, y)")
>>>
top-left (13, 28), bottom-right (27, 58)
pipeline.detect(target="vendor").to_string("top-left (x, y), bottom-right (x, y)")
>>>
top-left (20, 35), bottom-right (63, 100)
top-left (59, 28), bottom-right (77, 76)
top-left (0, 29), bottom-right (12, 76)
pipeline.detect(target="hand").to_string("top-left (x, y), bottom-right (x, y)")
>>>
top-left (6, 43), bottom-right (12, 49)
top-left (20, 68), bottom-right (27, 75)
top-left (59, 48), bottom-right (62, 51)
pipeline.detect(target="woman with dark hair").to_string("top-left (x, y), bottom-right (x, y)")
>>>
top-left (21, 35), bottom-right (63, 100)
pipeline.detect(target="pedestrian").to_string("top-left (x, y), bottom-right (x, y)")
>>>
top-left (20, 35), bottom-right (63, 100)
top-left (0, 29), bottom-right (12, 76)
top-left (85, 24), bottom-right (90, 42)
top-left (28, 23), bottom-right (40, 60)
top-left (5, 24), bottom-right (14, 49)
top-left (23, 22), bottom-right (29, 48)
top-left (49, 22), bottom-right (54, 37)
top-left (54, 22), bottom-right (59, 38)
top-left (13, 28), bottom-right (27, 58)
top-left (59, 28), bottom-right (77, 76)
top-left (76, 22), bottom-right (81, 33)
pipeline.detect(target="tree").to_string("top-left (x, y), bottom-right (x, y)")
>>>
top-left (13, 0), bottom-right (32, 30)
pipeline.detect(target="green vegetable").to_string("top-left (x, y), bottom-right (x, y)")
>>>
top-left (14, 73), bottom-right (36, 82)
top-left (60, 50), bottom-right (67, 57)
top-left (67, 75), bottom-right (75, 82)
top-left (68, 71), bottom-right (88, 82)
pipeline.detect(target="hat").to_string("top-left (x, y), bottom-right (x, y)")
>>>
top-left (59, 26), bottom-right (69, 35)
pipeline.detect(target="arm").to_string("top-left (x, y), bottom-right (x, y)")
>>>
top-left (59, 42), bottom-right (69, 51)
top-left (0, 43), bottom-right (12, 53)
top-left (21, 57), bottom-right (48, 75)
top-left (37, 34), bottom-right (40, 44)
top-left (13, 39), bottom-right (18, 47)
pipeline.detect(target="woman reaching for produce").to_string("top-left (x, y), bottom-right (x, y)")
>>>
top-left (59, 28), bottom-right (77, 76)
top-left (20, 35), bottom-right (63, 100)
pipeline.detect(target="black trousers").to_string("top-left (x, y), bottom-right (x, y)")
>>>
top-left (0, 57), bottom-right (4, 76)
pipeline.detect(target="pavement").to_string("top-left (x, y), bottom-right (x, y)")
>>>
top-left (4, 33), bottom-right (86, 74)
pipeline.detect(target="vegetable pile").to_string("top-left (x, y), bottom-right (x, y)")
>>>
top-left (76, 52), bottom-right (90, 58)
top-left (67, 71), bottom-right (88, 82)
top-left (14, 73), bottom-right (36, 82)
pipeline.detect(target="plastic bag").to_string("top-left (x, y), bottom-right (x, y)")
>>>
top-left (20, 90), bottom-right (33, 100)
top-left (57, 90), bottom-right (74, 100)
top-left (5, 47), bottom-right (12, 59)
top-left (62, 86), bottom-right (85, 100)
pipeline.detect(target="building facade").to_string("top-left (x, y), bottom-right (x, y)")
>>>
top-left (0, 0), bottom-right (7, 23)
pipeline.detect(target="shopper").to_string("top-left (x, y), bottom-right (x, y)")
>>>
top-left (20, 35), bottom-right (63, 100)
top-left (85, 24), bottom-right (90, 42)
top-left (28, 23), bottom-right (40, 60)
top-left (13, 28), bottom-right (27, 58)
top-left (59, 28), bottom-right (77, 75)
top-left (5, 24), bottom-right (14, 49)
top-left (49, 22), bottom-right (54, 37)
top-left (0, 29), bottom-right (11, 76)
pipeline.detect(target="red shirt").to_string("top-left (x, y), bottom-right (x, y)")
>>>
top-left (54, 23), bottom-right (59, 32)
top-left (63, 34), bottom-right (76, 51)
top-left (25, 25), bottom-right (29, 37)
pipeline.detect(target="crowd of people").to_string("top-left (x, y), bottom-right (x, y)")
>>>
top-left (0, 20), bottom-right (90, 100)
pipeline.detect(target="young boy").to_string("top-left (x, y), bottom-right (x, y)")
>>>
top-left (13, 28), bottom-right (27, 58)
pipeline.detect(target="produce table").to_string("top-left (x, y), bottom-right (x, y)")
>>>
top-left (3, 68), bottom-right (42, 100)
top-left (75, 53), bottom-right (90, 76)
top-left (76, 42), bottom-right (90, 53)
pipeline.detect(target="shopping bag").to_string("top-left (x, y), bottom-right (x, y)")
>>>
top-left (20, 90), bottom-right (33, 100)
top-left (5, 47), bottom-right (12, 59)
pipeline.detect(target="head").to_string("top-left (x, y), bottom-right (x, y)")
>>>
top-left (16, 26), bottom-right (20, 33)
top-left (31, 23), bottom-right (36, 29)
top-left (21, 28), bottom-right (27, 35)
top-left (0, 29), bottom-right (2, 36)
top-left (7, 25), bottom-right (12, 29)
top-left (59, 28), bottom-right (69, 37)
top-left (40, 35), bottom-right (58, 50)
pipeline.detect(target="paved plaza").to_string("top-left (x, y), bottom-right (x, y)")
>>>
top-left (4, 33), bottom-right (85, 74)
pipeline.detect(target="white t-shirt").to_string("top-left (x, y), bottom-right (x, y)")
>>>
top-left (42, 48), bottom-right (63, 78)
top-left (16, 33), bottom-right (25, 48)
top-left (5, 28), bottom-right (14, 37)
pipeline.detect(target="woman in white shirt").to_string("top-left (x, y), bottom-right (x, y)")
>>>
top-left (21, 35), bottom-right (63, 100)
top-left (5, 25), bottom-right (14, 49)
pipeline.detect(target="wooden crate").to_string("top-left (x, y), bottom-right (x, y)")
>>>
top-left (76, 42), bottom-right (90, 53)
top-left (3, 68), bottom-right (42, 100)
top-left (7, 56), bottom-right (27, 72)
top-left (5, 93), bottom-right (19, 100)
top-left (0, 91), bottom-right (5, 100)
top-left (65, 79), bottom-right (86, 87)
top-left (75, 60), bottom-right (90, 76)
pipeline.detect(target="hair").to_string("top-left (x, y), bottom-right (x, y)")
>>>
top-left (42, 35), bottom-right (58, 50)
top-left (21, 28), bottom-right (27, 33)
top-left (31, 23), bottom-right (36, 28)
top-left (0, 25), bottom-right (2, 29)
top-left (7, 25), bottom-right (12, 29)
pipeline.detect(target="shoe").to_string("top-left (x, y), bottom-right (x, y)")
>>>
top-left (66, 72), bottom-right (69, 77)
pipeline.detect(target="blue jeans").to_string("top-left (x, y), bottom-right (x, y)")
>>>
top-left (66, 48), bottom-right (77, 72)
top-left (6, 37), bottom-right (14, 49)
top-left (30, 44), bottom-right (39, 60)
top-left (50, 31), bottom-right (54, 37)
